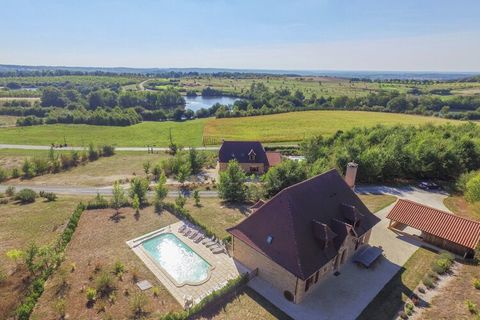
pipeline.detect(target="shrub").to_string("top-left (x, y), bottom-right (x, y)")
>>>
top-left (96, 271), bottom-right (115, 296)
top-left (130, 292), bottom-right (149, 317)
top-left (11, 167), bottom-right (20, 178)
top-left (6, 185), bottom-right (16, 197)
top-left (466, 300), bottom-right (477, 314)
top-left (88, 143), bottom-right (99, 161)
top-left (113, 261), bottom-right (125, 276)
top-left (86, 287), bottom-right (97, 302)
top-left (101, 145), bottom-right (115, 157)
top-left (39, 191), bottom-right (57, 202)
top-left (175, 194), bottom-right (186, 208)
top-left (54, 298), bottom-right (66, 318)
top-left (14, 189), bottom-right (37, 204)
top-left (473, 278), bottom-right (480, 290)
top-left (422, 274), bottom-right (435, 289)
top-left (86, 193), bottom-right (109, 209)
top-left (129, 177), bottom-right (149, 205)
top-left (152, 286), bottom-right (160, 297)
top-left (0, 167), bottom-right (7, 182)
top-left (432, 252), bottom-right (454, 274)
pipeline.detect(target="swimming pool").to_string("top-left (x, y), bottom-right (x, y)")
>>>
top-left (142, 233), bottom-right (211, 286)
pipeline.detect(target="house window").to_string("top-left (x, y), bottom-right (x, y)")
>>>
top-left (248, 149), bottom-right (256, 161)
top-left (314, 271), bottom-right (320, 283)
top-left (266, 235), bottom-right (273, 244)
top-left (250, 166), bottom-right (259, 173)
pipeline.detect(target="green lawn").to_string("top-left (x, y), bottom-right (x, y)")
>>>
top-left (357, 247), bottom-right (439, 320)
top-left (0, 119), bottom-right (206, 146)
top-left (203, 110), bottom-right (461, 144)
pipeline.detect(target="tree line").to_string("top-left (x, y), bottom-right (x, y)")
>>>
top-left (200, 83), bottom-right (480, 120)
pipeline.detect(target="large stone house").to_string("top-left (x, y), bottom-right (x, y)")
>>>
top-left (218, 141), bottom-right (281, 174)
top-left (227, 169), bottom-right (380, 304)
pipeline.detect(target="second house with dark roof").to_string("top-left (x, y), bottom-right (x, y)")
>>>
top-left (218, 141), bottom-right (282, 174)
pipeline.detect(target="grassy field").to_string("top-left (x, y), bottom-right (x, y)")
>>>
top-left (203, 111), bottom-right (460, 144)
top-left (358, 194), bottom-right (397, 213)
top-left (0, 119), bottom-right (206, 146)
top-left (358, 247), bottom-right (439, 320)
top-left (0, 195), bottom-right (88, 319)
top-left (11, 151), bottom-right (169, 187)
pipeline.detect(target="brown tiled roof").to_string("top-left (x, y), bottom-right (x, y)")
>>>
top-left (218, 141), bottom-right (267, 165)
top-left (266, 151), bottom-right (282, 167)
top-left (227, 169), bottom-right (380, 280)
top-left (387, 199), bottom-right (480, 250)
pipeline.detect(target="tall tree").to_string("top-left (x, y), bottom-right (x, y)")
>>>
top-left (218, 160), bottom-right (248, 202)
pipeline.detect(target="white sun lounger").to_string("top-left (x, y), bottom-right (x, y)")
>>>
top-left (184, 228), bottom-right (193, 237)
top-left (212, 247), bottom-right (225, 254)
top-left (202, 236), bottom-right (215, 245)
top-left (178, 224), bottom-right (187, 233)
top-left (189, 230), bottom-right (199, 239)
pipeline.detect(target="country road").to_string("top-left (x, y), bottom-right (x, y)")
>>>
top-left (0, 183), bottom-right (449, 208)
top-left (0, 144), bottom-right (221, 151)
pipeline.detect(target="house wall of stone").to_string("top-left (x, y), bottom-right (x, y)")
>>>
top-left (232, 237), bottom-right (299, 302)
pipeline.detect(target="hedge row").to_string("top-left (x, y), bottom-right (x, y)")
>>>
top-left (159, 273), bottom-right (249, 320)
top-left (15, 203), bottom-right (85, 319)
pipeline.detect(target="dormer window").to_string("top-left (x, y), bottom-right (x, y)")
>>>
top-left (266, 235), bottom-right (273, 244)
top-left (248, 149), bottom-right (256, 161)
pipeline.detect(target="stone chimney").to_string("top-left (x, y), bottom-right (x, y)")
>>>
top-left (345, 162), bottom-right (358, 189)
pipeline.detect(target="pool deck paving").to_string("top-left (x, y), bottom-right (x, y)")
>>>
top-left (127, 221), bottom-right (241, 307)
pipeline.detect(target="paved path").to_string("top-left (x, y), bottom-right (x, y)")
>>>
top-left (0, 144), bottom-right (220, 151)
top-left (247, 186), bottom-right (450, 320)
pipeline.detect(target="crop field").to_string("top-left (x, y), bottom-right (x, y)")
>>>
top-left (0, 75), bottom-right (144, 87)
top-left (0, 119), bottom-right (206, 146)
top-left (202, 110), bottom-right (461, 144)
top-left (176, 76), bottom-right (480, 99)
top-left (0, 111), bottom-right (464, 146)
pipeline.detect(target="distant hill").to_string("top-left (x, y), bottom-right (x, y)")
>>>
top-left (0, 64), bottom-right (478, 81)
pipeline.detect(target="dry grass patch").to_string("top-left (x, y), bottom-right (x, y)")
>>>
top-left (12, 151), bottom-right (169, 187)
top-left (0, 195), bottom-right (87, 319)
top-left (32, 206), bottom-right (181, 320)
top-left (358, 194), bottom-right (397, 213)
top-left (444, 196), bottom-right (480, 220)
top-left (421, 263), bottom-right (480, 319)
top-left (185, 197), bottom-right (249, 239)
top-left (194, 287), bottom-right (292, 320)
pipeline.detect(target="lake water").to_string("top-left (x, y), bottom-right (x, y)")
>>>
top-left (185, 95), bottom-right (238, 111)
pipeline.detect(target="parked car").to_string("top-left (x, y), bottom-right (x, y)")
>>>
top-left (418, 181), bottom-right (441, 190)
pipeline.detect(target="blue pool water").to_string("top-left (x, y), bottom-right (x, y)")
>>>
top-left (142, 233), bottom-right (210, 285)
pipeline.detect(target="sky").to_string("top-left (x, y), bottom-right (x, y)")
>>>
top-left (1, 0), bottom-right (480, 71)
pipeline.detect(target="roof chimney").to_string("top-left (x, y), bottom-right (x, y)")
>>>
top-left (345, 162), bottom-right (358, 189)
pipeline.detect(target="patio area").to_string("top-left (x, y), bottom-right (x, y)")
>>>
top-left (127, 221), bottom-right (241, 308)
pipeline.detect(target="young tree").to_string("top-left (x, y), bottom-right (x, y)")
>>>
top-left (143, 161), bottom-right (151, 175)
top-left (111, 181), bottom-right (126, 213)
top-left (175, 193), bottom-right (186, 208)
top-left (129, 177), bottom-right (149, 205)
top-left (193, 190), bottom-right (201, 207)
top-left (188, 148), bottom-right (206, 174)
top-left (218, 160), bottom-right (248, 202)
top-left (132, 194), bottom-right (140, 214)
top-left (177, 163), bottom-right (191, 185)
top-left (154, 171), bottom-right (168, 211)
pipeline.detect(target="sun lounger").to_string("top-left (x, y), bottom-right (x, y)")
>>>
top-left (193, 233), bottom-right (205, 243)
top-left (212, 247), bottom-right (225, 254)
top-left (202, 236), bottom-right (215, 244)
top-left (178, 224), bottom-right (187, 233)
top-left (191, 233), bottom-right (202, 242)
top-left (184, 228), bottom-right (193, 237)
top-left (189, 230), bottom-right (199, 239)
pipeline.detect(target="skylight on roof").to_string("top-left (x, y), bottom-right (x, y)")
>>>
top-left (266, 235), bottom-right (273, 244)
